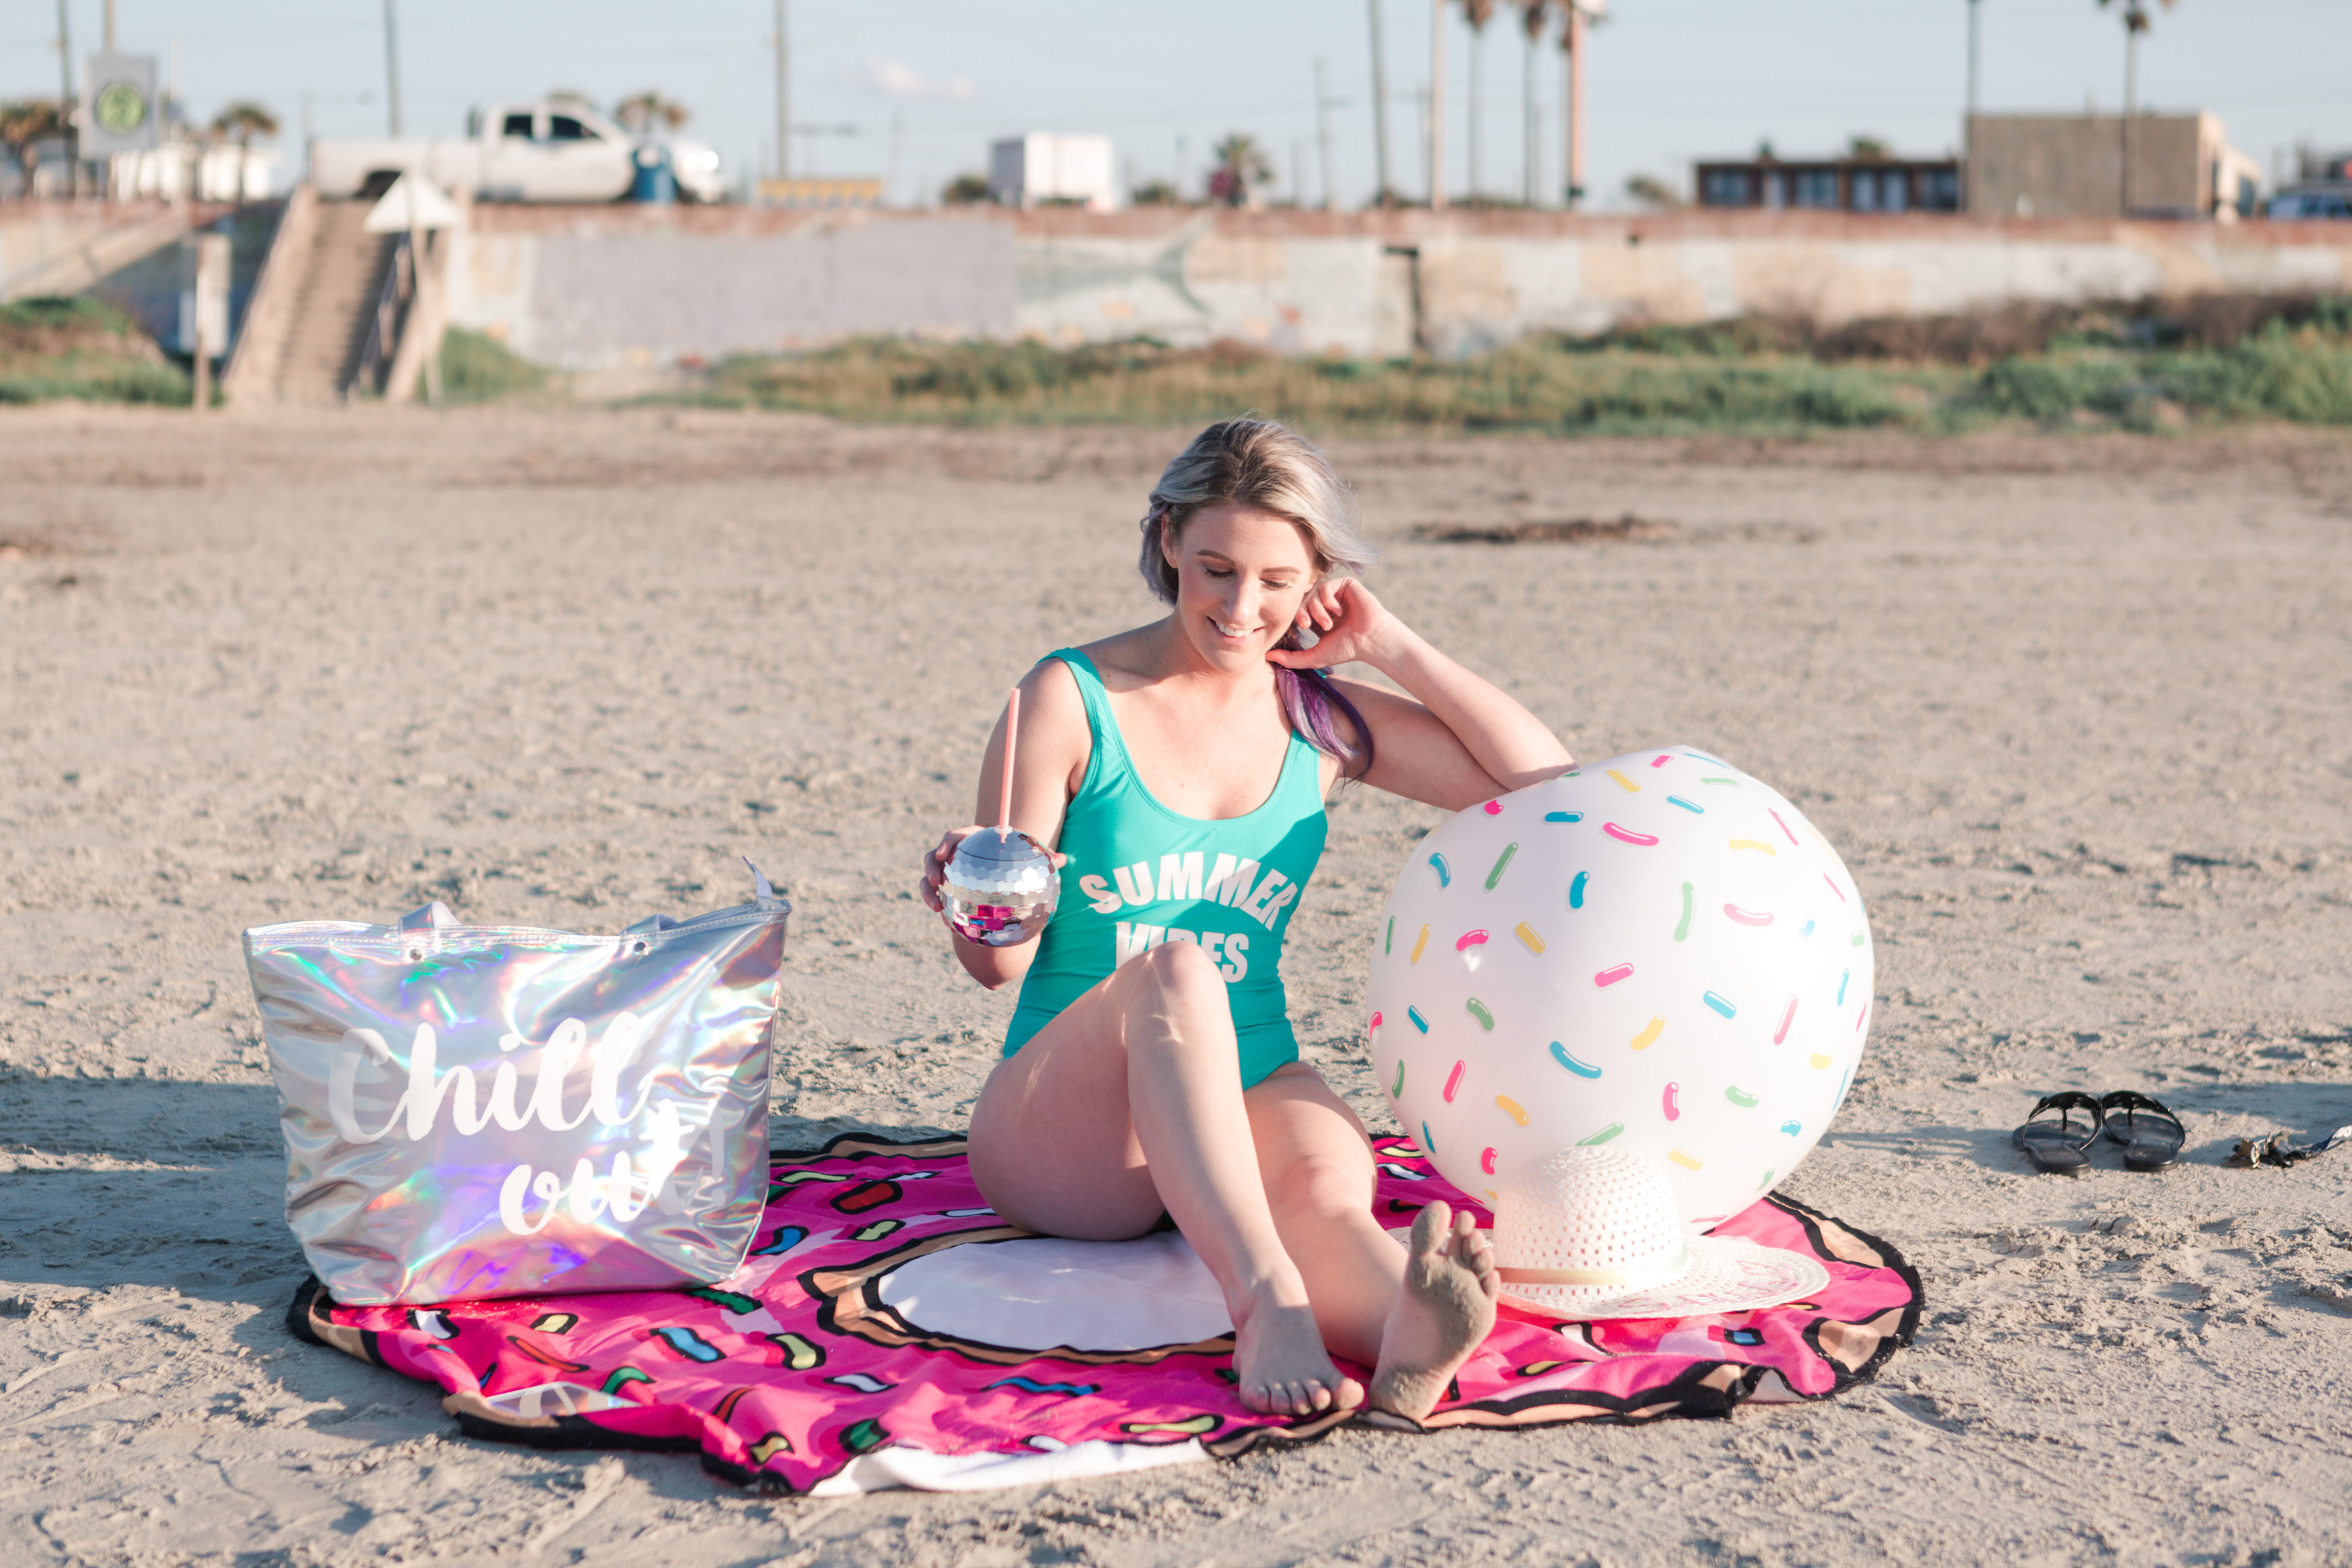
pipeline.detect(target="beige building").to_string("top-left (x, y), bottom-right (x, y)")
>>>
top-left (1967, 113), bottom-right (2261, 221)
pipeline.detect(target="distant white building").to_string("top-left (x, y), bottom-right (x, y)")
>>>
top-left (110, 144), bottom-right (284, 201)
top-left (988, 134), bottom-right (1118, 211)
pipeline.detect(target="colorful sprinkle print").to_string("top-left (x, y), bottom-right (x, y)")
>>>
top-left (1364, 748), bottom-right (1874, 1255)
top-left (1480, 1146), bottom-right (1498, 1173)
top-left (1551, 1041), bottom-right (1602, 1077)
top-left (1578, 1121), bottom-right (1625, 1146)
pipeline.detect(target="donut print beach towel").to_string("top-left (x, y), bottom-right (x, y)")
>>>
top-left (287, 1134), bottom-right (1923, 1496)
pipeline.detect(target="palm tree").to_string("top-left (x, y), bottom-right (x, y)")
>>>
top-left (1518, 1), bottom-right (1547, 205)
top-left (0, 99), bottom-right (65, 192)
top-left (210, 101), bottom-right (280, 204)
top-left (615, 91), bottom-right (691, 136)
top-left (1208, 133), bottom-right (1273, 208)
top-left (1461, 0), bottom-right (1494, 202)
top-left (2098, 0), bottom-right (2175, 213)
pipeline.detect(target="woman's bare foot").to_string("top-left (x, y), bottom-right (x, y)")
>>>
top-left (1369, 1201), bottom-right (1499, 1422)
top-left (1232, 1296), bottom-right (1365, 1417)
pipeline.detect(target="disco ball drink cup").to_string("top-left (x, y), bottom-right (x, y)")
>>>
top-left (943, 828), bottom-right (1058, 947)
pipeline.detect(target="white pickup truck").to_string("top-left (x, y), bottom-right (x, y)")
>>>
top-left (312, 99), bottom-right (723, 204)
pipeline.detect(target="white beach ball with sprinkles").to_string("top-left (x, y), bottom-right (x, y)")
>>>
top-left (1366, 747), bottom-right (1874, 1235)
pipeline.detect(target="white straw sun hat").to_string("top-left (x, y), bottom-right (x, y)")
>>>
top-left (1490, 1147), bottom-right (1829, 1320)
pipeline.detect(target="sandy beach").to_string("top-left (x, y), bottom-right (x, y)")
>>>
top-left (3, 402), bottom-right (2349, 1566)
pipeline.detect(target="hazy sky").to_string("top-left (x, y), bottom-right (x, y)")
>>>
top-left (4, 1), bottom-right (2346, 208)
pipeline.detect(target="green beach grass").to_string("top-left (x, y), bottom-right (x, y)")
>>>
top-left (683, 295), bottom-right (2352, 436)
top-left (0, 296), bottom-right (190, 407)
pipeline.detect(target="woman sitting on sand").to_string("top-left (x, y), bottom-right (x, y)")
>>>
top-left (919, 418), bottom-right (1573, 1420)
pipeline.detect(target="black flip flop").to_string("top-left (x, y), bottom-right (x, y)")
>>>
top-left (2099, 1090), bottom-right (2186, 1172)
top-left (2014, 1092), bottom-right (2105, 1175)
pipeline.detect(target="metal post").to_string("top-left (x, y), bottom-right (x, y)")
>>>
top-left (191, 233), bottom-right (229, 414)
top-left (104, 0), bottom-right (116, 51)
top-left (1429, 0), bottom-right (1447, 209)
top-left (774, 0), bottom-right (791, 182)
top-left (1367, 0), bottom-right (1393, 204)
top-left (1314, 57), bottom-right (1337, 212)
top-left (382, 0), bottom-right (402, 138)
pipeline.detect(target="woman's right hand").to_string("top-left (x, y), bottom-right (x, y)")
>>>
top-left (918, 825), bottom-right (988, 916)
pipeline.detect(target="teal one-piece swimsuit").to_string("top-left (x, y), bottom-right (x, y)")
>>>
top-left (1004, 649), bottom-right (1330, 1088)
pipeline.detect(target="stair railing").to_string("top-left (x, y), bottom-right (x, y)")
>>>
top-left (349, 231), bottom-right (416, 400)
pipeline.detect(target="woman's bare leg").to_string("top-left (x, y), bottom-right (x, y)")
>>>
top-left (968, 941), bottom-right (1363, 1416)
top-left (1247, 1066), bottom-right (1501, 1420)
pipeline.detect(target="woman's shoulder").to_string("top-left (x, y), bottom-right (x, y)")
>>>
top-left (1054, 628), bottom-right (1162, 694)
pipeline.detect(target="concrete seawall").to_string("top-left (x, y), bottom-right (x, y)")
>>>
top-left (444, 206), bottom-right (2352, 369)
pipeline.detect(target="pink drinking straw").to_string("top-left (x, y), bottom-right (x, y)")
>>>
top-left (996, 687), bottom-right (1020, 839)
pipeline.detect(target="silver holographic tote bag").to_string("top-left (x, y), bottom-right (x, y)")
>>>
top-left (244, 867), bottom-right (791, 1307)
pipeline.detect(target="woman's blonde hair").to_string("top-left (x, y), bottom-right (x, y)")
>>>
top-left (1137, 417), bottom-right (1377, 604)
top-left (1137, 418), bottom-right (1380, 774)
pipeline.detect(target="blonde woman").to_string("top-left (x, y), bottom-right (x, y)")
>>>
top-left (921, 419), bottom-right (1572, 1420)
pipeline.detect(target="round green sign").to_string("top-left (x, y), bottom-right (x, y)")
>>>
top-left (93, 79), bottom-right (149, 136)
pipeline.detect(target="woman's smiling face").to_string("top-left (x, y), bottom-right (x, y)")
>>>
top-left (1162, 502), bottom-right (1321, 670)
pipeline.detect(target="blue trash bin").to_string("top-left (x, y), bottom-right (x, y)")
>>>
top-left (630, 144), bottom-right (677, 204)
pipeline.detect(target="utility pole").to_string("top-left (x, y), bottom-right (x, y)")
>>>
top-left (55, 0), bottom-right (76, 192)
top-left (1367, 0), bottom-right (1393, 204)
top-left (1314, 57), bottom-right (1337, 212)
top-left (1964, 0), bottom-right (1981, 213)
top-left (382, 0), bottom-right (402, 138)
top-left (104, 0), bottom-right (116, 52)
top-left (2121, 7), bottom-right (2139, 216)
top-left (1429, 0), bottom-right (1447, 209)
top-left (1965, 0), bottom-right (1982, 122)
top-left (774, 0), bottom-right (791, 182)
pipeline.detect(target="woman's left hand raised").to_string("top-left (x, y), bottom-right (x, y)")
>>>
top-left (1266, 578), bottom-right (1401, 674)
